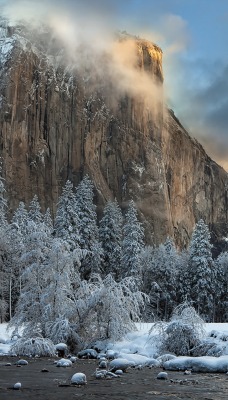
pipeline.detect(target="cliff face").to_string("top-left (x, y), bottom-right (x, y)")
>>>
top-left (162, 111), bottom-right (228, 249)
top-left (0, 20), bottom-right (227, 248)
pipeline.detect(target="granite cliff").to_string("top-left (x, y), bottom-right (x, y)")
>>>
top-left (0, 19), bottom-right (227, 249)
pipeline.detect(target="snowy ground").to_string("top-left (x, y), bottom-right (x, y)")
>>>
top-left (109, 322), bottom-right (228, 356)
top-left (1, 322), bottom-right (228, 373)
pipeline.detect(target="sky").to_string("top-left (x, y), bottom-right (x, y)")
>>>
top-left (0, 0), bottom-right (228, 170)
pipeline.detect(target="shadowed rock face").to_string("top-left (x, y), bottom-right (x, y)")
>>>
top-left (162, 111), bottom-right (228, 250)
top-left (0, 20), bottom-right (227, 248)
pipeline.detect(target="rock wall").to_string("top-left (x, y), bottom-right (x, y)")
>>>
top-left (0, 21), bottom-right (227, 248)
top-left (162, 110), bottom-right (228, 249)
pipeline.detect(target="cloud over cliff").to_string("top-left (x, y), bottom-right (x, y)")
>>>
top-left (1, 0), bottom-right (165, 113)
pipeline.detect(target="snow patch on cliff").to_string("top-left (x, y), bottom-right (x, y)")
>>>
top-left (0, 37), bottom-right (14, 63)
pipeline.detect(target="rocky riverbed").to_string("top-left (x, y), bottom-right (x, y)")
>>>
top-left (0, 356), bottom-right (227, 400)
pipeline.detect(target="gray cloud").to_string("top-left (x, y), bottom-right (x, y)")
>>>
top-left (164, 56), bottom-right (228, 171)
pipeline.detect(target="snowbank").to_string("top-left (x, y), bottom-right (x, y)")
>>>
top-left (0, 323), bottom-right (15, 355)
top-left (118, 352), bottom-right (160, 367)
top-left (164, 355), bottom-right (228, 373)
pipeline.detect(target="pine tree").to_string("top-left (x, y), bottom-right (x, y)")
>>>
top-left (0, 234), bottom-right (9, 322)
top-left (175, 249), bottom-right (190, 304)
top-left (75, 175), bottom-right (103, 278)
top-left (215, 252), bottom-right (228, 322)
top-left (10, 202), bottom-right (29, 301)
top-left (142, 238), bottom-right (178, 320)
top-left (44, 208), bottom-right (53, 233)
top-left (99, 199), bottom-right (123, 279)
top-left (0, 165), bottom-right (10, 321)
top-left (11, 202), bottom-right (29, 235)
top-left (54, 180), bottom-right (80, 251)
top-left (28, 195), bottom-right (43, 224)
top-left (10, 219), bottom-right (52, 335)
top-left (187, 219), bottom-right (214, 320)
top-left (0, 166), bottom-right (7, 226)
top-left (121, 200), bottom-right (144, 285)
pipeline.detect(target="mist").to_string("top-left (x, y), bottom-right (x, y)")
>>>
top-left (0, 0), bottom-right (190, 111)
top-left (1, 0), bottom-right (168, 113)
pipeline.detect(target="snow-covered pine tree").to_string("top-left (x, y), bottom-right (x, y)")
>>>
top-left (0, 165), bottom-right (11, 321)
top-left (187, 219), bottom-right (215, 321)
top-left (11, 202), bottom-right (29, 236)
top-left (43, 208), bottom-right (53, 233)
top-left (75, 175), bottom-right (103, 278)
top-left (10, 218), bottom-right (52, 335)
top-left (5, 221), bottom-right (25, 319)
top-left (28, 195), bottom-right (43, 224)
top-left (0, 162), bottom-right (7, 227)
top-left (9, 202), bottom-right (29, 303)
top-left (54, 180), bottom-right (80, 251)
top-left (175, 249), bottom-right (190, 304)
top-left (0, 232), bottom-right (9, 321)
top-left (40, 237), bottom-right (84, 346)
top-left (162, 237), bottom-right (179, 318)
top-left (121, 200), bottom-right (144, 286)
top-left (99, 199), bottom-right (123, 279)
top-left (214, 252), bottom-right (228, 322)
top-left (142, 238), bottom-right (178, 320)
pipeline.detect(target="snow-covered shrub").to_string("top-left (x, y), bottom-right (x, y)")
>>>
top-left (10, 337), bottom-right (56, 357)
top-left (45, 318), bottom-right (83, 351)
top-left (86, 274), bottom-right (147, 342)
top-left (190, 341), bottom-right (225, 357)
top-left (149, 302), bottom-right (206, 356)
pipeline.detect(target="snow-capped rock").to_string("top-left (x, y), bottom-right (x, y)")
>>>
top-left (56, 358), bottom-right (72, 367)
top-left (106, 349), bottom-right (118, 359)
top-left (109, 358), bottom-right (135, 372)
top-left (145, 359), bottom-right (161, 368)
top-left (93, 369), bottom-right (107, 379)
top-left (98, 360), bottom-right (107, 369)
top-left (77, 349), bottom-right (98, 359)
top-left (71, 373), bottom-right (87, 385)
top-left (16, 359), bottom-right (28, 365)
top-left (13, 382), bottom-right (22, 390)
top-left (55, 343), bottom-right (68, 351)
top-left (70, 356), bottom-right (77, 363)
top-left (157, 372), bottom-right (168, 380)
top-left (115, 369), bottom-right (123, 375)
